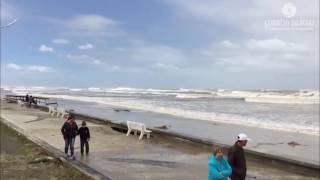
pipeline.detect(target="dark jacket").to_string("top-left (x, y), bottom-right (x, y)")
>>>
top-left (61, 121), bottom-right (78, 139)
top-left (228, 143), bottom-right (247, 180)
top-left (78, 126), bottom-right (90, 140)
top-left (25, 95), bottom-right (29, 102)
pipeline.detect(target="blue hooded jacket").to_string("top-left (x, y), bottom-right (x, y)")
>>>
top-left (208, 155), bottom-right (232, 180)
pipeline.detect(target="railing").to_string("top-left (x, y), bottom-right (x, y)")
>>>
top-left (5, 95), bottom-right (51, 105)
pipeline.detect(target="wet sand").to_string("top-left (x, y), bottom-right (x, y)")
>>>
top-left (1, 101), bottom-right (319, 180)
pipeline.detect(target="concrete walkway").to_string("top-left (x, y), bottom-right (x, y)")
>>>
top-left (1, 101), bottom-right (319, 180)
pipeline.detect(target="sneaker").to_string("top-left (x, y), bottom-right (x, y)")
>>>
top-left (70, 155), bottom-right (76, 160)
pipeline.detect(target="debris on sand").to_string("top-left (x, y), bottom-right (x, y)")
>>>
top-left (28, 156), bottom-right (56, 164)
top-left (154, 125), bottom-right (171, 130)
top-left (288, 141), bottom-right (301, 147)
top-left (36, 150), bottom-right (49, 156)
top-left (113, 109), bottom-right (130, 112)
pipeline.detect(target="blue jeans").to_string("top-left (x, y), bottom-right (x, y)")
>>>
top-left (64, 138), bottom-right (75, 156)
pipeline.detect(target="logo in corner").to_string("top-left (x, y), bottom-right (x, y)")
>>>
top-left (282, 2), bottom-right (296, 18)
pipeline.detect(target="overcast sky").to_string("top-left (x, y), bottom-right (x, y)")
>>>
top-left (1, 0), bottom-right (319, 90)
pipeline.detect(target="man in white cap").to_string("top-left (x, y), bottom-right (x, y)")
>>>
top-left (228, 133), bottom-right (251, 180)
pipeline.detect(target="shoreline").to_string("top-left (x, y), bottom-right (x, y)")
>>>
top-left (8, 92), bottom-right (320, 136)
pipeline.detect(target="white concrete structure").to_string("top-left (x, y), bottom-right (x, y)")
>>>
top-left (56, 108), bottom-right (68, 118)
top-left (17, 100), bottom-right (26, 107)
top-left (126, 121), bottom-right (152, 140)
top-left (48, 106), bottom-right (58, 116)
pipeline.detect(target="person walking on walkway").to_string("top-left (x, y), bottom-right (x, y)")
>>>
top-left (28, 96), bottom-right (37, 106)
top-left (61, 115), bottom-right (78, 159)
top-left (78, 121), bottom-right (90, 155)
top-left (25, 94), bottom-right (29, 102)
top-left (208, 146), bottom-right (232, 180)
top-left (228, 133), bottom-right (251, 180)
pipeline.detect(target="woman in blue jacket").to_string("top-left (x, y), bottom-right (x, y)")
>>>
top-left (208, 146), bottom-right (232, 180)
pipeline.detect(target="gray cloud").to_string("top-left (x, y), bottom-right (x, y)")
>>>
top-left (198, 38), bottom-right (313, 71)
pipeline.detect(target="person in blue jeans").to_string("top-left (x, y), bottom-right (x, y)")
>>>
top-left (208, 146), bottom-right (232, 180)
top-left (61, 115), bottom-right (78, 159)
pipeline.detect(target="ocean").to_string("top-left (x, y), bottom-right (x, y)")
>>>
top-left (1, 86), bottom-right (319, 137)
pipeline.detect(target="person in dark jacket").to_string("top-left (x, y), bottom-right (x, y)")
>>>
top-left (28, 95), bottom-right (33, 106)
top-left (28, 96), bottom-right (37, 106)
top-left (78, 121), bottom-right (90, 155)
top-left (25, 94), bottom-right (29, 102)
top-left (61, 115), bottom-right (78, 159)
top-left (228, 133), bottom-right (251, 180)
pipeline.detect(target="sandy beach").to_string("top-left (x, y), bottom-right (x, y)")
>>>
top-left (1, 100), bottom-right (319, 180)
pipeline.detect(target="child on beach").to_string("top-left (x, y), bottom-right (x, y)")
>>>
top-left (78, 121), bottom-right (90, 155)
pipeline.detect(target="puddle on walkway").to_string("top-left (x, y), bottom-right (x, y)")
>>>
top-left (106, 158), bottom-right (179, 168)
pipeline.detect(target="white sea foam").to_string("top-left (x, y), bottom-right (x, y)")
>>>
top-left (69, 88), bottom-right (84, 92)
top-left (110, 88), bottom-right (320, 104)
top-left (245, 96), bottom-right (319, 104)
top-left (87, 87), bottom-right (103, 92)
top-left (174, 90), bottom-right (319, 103)
top-left (1, 86), bottom-right (12, 91)
top-left (175, 94), bottom-right (213, 99)
top-left (8, 86), bottom-right (68, 93)
top-left (216, 90), bottom-right (319, 104)
top-left (7, 86), bottom-right (319, 104)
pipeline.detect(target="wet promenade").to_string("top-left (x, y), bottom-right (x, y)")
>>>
top-left (1, 101), bottom-right (319, 180)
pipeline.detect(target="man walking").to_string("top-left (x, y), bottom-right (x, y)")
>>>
top-left (228, 133), bottom-right (251, 180)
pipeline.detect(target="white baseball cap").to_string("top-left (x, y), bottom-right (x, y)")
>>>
top-left (237, 133), bottom-right (251, 141)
